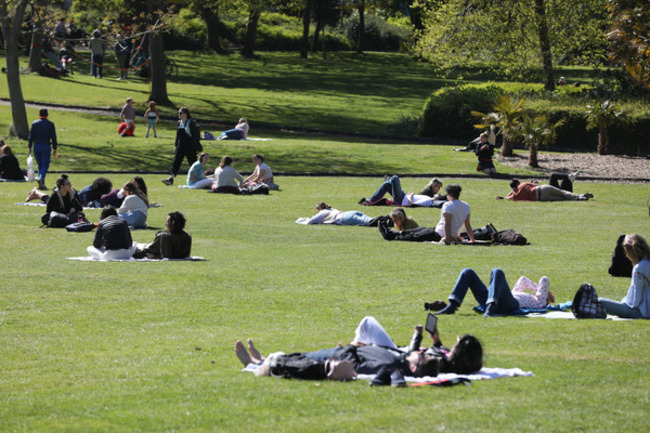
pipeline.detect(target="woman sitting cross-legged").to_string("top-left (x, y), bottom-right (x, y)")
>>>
top-left (431, 268), bottom-right (555, 316)
top-left (39, 173), bottom-right (84, 227)
top-left (211, 155), bottom-right (244, 194)
top-left (187, 152), bottom-right (215, 189)
top-left (133, 211), bottom-right (192, 259)
top-left (117, 182), bottom-right (148, 229)
top-left (87, 206), bottom-right (134, 260)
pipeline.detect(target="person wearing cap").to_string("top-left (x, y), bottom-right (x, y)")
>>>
top-left (27, 108), bottom-right (58, 190)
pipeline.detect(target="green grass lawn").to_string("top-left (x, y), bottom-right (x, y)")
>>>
top-left (1, 174), bottom-right (648, 432)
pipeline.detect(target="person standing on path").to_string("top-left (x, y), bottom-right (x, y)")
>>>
top-left (28, 108), bottom-right (58, 190)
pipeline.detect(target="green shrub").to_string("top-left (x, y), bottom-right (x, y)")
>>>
top-left (341, 13), bottom-right (412, 52)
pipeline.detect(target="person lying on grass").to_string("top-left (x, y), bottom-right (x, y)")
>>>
top-left (359, 176), bottom-right (446, 207)
top-left (378, 184), bottom-right (475, 245)
top-left (234, 316), bottom-right (483, 382)
top-left (430, 268), bottom-right (555, 316)
top-left (597, 234), bottom-right (650, 319)
top-left (306, 202), bottom-right (383, 226)
top-left (497, 177), bottom-right (593, 202)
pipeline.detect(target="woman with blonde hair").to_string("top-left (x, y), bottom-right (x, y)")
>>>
top-left (598, 234), bottom-right (650, 318)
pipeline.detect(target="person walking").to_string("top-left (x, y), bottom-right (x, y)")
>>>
top-left (28, 108), bottom-right (58, 190)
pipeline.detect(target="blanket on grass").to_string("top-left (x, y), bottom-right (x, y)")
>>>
top-left (242, 364), bottom-right (533, 384)
top-left (66, 256), bottom-right (205, 262)
top-left (471, 301), bottom-right (631, 320)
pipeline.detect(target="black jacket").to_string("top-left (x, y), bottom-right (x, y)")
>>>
top-left (93, 215), bottom-right (132, 250)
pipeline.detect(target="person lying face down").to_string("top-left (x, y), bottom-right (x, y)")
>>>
top-left (499, 176), bottom-right (592, 202)
top-left (234, 316), bottom-right (483, 381)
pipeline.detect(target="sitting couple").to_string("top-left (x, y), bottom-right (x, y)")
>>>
top-left (234, 316), bottom-right (483, 384)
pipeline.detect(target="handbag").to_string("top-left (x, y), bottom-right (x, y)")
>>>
top-left (572, 283), bottom-right (607, 319)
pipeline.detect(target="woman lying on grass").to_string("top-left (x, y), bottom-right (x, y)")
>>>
top-left (306, 202), bottom-right (381, 226)
top-left (597, 234), bottom-right (650, 319)
top-left (234, 316), bottom-right (483, 383)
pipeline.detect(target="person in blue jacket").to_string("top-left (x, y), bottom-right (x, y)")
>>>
top-left (28, 108), bottom-right (57, 190)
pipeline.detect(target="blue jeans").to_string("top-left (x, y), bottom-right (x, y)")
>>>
top-left (219, 129), bottom-right (244, 140)
top-left (304, 347), bottom-right (339, 362)
top-left (369, 175), bottom-right (405, 204)
top-left (33, 146), bottom-right (51, 182)
top-left (598, 298), bottom-right (643, 318)
top-left (449, 268), bottom-right (520, 314)
top-left (339, 211), bottom-right (371, 226)
top-left (119, 211), bottom-right (146, 228)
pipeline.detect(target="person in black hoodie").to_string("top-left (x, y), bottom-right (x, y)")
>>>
top-left (40, 174), bottom-right (83, 227)
top-left (87, 206), bottom-right (133, 260)
top-left (0, 144), bottom-right (25, 181)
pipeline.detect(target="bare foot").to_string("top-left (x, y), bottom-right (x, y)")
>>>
top-left (247, 338), bottom-right (264, 364)
top-left (25, 188), bottom-right (38, 202)
top-left (234, 340), bottom-right (252, 366)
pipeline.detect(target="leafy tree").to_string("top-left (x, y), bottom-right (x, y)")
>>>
top-left (239, 0), bottom-right (264, 57)
top-left (187, 0), bottom-right (229, 53)
top-left (0, 0), bottom-right (30, 138)
top-left (415, 0), bottom-right (610, 87)
top-left (472, 95), bottom-right (525, 157)
top-left (300, 0), bottom-right (312, 58)
top-left (585, 99), bottom-right (626, 155)
top-left (607, 0), bottom-right (650, 89)
top-left (518, 113), bottom-right (564, 168)
top-left (26, 0), bottom-right (48, 73)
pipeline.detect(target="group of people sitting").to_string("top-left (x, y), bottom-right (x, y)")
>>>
top-left (185, 153), bottom-right (278, 193)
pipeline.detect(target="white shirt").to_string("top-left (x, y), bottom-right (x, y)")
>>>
top-left (435, 199), bottom-right (470, 237)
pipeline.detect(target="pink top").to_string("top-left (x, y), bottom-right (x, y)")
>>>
top-left (512, 276), bottom-right (550, 309)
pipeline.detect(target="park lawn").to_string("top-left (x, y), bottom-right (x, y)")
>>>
top-left (1, 51), bottom-right (595, 137)
top-left (0, 105), bottom-right (537, 177)
top-left (0, 174), bottom-right (648, 432)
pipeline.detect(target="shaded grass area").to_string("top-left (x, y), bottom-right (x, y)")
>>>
top-left (0, 105), bottom-right (534, 176)
top-left (0, 51), bottom-right (599, 136)
top-left (1, 175), bottom-right (648, 432)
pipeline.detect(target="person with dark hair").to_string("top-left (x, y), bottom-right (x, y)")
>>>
top-left (162, 107), bottom-right (200, 185)
top-left (218, 118), bottom-right (249, 140)
top-left (78, 177), bottom-right (113, 207)
top-left (243, 154), bottom-right (276, 189)
top-left (211, 155), bottom-right (244, 194)
top-left (87, 206), bottom-right (134, 260)
top-left (598, 234), bottom-right (650, 318)
top-left (359, 176), bottom-right (445, 207)
top-left (498, 173), bottom-right (592, 201)
top-left (233, 316), bottom-right (483, 383)
top-left (89, 29), bottom-right (106, 78)
top-left (117, 182), bottom-right (148, 228)
top-left (100, 176), bottom-right (148, 208)
top-left (0, 144), bottom-right (26, 181)
top-left (475, 132), bottom-right (496, 175)
top-left (379, 184), bottom-right (475, 244)
top-left (305, 202), bottom-right (377, 226)
top-left (40, 174), bottom-right (83, 227)
top-left (133, 211), bottom-right (192, 259)
top-left (28, 108), bottom-right (57, 190)
top-left (186, 152), bottom-right (215, 189)
top-left (432, 268), bottom-right (555, 316)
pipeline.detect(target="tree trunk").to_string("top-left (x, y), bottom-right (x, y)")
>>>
top-left (528, 144), bottom-right (539, 167)
top-left (533, 0), bottom-right (555, 91)
top-left (406, 0), bottom-right (425, 33)
top-left (148, 30), bottom-right (171, 106)
top-left (201, 6), bottom-right (225, 53)
top-left (26, 0), bottom-right (48, 72)
top-left (1, 0), bottom-right (30, 138)
top-left (241, 8), bottom-right (260, 58)
top-left (311, 21), bottom-right (322, 52)
top-left (356, 0), bottom-right (365, 54)
top-left (598, 128), bottom-right (608, 155)
top-left (501, 135), bottom-right (514, 157)
top-left (300, 0), bottom-right (312, 59)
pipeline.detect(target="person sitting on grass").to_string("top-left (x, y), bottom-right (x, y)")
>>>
top-left (87, 206), bottom-right (134, 260)
top-left (218, 118), bottom-right (249, 140)
top-left (133, 211), bottom-right (192, 259)
top-left (498, 176), bottom-right (592, 202)
top-left (100, 176), bottom-right (148, 208)
top-left (40, 173), bottom-right (84, 227)
top-left (0, 144), bottom-right (26, 181)
top-left (475, 132), bottom-right (496, 175)
top-left (306, 202), bottom-right (379, 226)
top-left (211, 155), bottom-right (245, 194)
top-left (242, 154), bottom-right (277, 190)
top-left (187, 152), bottom-right (215, 189)
top-left (77, 177), bottom-right (113, 208)
top-left (379, 184), bottom-right (475, 244)
top-left (117, 182), bottom-right (148, 229)
top-left (234, 316), bottom-right (483, 383)
top-left (597, 234), bottom-right (650, 319)
top-left (359, 176), bottom-right (446, 207)
top-left (431, 268), bottom-right (555, 317)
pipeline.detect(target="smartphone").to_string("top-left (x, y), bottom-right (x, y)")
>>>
top-left (425, 313), bottom-right (438, 335)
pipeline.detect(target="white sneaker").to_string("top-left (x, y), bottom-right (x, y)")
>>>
top-left (568, 171), bottom-right (580, 182)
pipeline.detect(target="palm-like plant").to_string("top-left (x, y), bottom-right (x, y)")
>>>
top-left (518, 114), bottom-right (565, 168)
top-left (472, 95), bottom-right (525, 157)
top-left (585, 100), bottom-right (626, 155)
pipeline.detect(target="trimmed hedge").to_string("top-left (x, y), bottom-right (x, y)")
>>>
top-left (420, 83), bottom-right (650, 155)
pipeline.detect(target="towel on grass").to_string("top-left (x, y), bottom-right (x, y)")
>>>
top-left (67, 256), bottom-right (205, 262)
top-left (15, 202), bottom-right (164, 208)
top-left (295, 217), bottom-right (310, 224)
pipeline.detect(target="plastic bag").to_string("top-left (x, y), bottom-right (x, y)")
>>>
top-left (26, 155), bottom-right (35, 181)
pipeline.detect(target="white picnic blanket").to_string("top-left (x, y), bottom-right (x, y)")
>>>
top-left (66, 256), bottom-right (205, 262)
top-left (526, 311), bottom-right (632, 320)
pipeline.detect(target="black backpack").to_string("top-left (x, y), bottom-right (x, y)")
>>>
top-left (609, 234), bottom-right (633, 277)
top-left (493, 229), bottom-right (528, 245)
